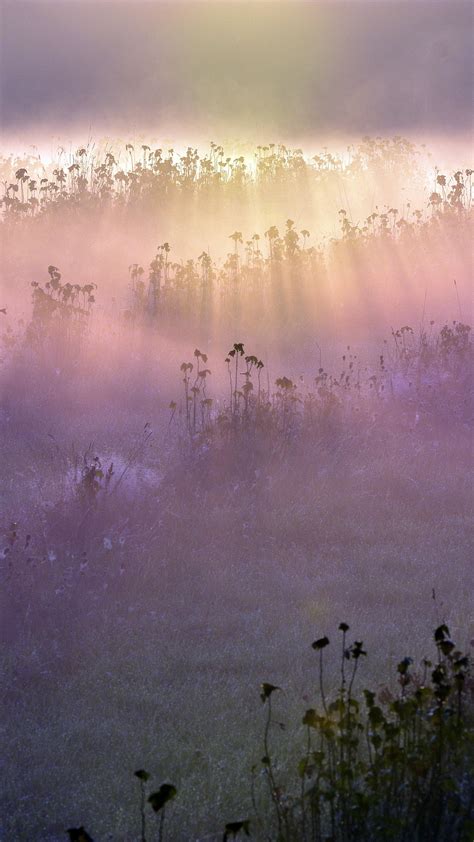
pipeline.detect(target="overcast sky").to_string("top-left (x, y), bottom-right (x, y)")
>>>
top-left (1, 1), bottom-right (472, 144)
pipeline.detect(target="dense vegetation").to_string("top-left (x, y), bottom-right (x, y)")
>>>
top-left (2, 138), bottom-right (425, 217)
top-left (1, 138), bottom-right (473, 840)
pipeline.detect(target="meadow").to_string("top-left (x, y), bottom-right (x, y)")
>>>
top-left (0, 138), bottom-right (473, 841)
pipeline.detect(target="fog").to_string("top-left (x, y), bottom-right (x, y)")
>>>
top-left (2, 1), bottom-right (473, 140)
top-left (2, 136), bottom-right (472, 353)
top-left (1, 3), bottom-right (473, 841)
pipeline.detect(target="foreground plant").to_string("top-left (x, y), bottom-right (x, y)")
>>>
top-left (168, 320), bottom-right (472, 448)
top-left (255, 624), bottom-right (473, 841)
top-left (65, 625), bottom-right (472, 841)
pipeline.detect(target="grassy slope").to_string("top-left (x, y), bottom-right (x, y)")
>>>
top-left (1, 400), bottom-right (473, 840)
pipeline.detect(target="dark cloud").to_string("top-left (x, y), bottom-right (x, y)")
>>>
top-left (1, 1), bottom-right (472, 139)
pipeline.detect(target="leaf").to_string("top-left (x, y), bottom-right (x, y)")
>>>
top-left (364, 690), bottom-right (375, 707)
top-left (369, 706), bottom-right (385, 727)
top-left (339, 622), bottom-right (349, 633)
top-left (434, 624), bottom-right (450, 642)
top-left (397, 657), bottom-right (413, 675)
top-left (223, 819), bottom-right (251, 840)
top-left (454, 656), bottom-right (469, 670)
top-left (260, 682), bottom-right (280, 703)
top-left (134, 769), bottom-right (150, 782)
top-left (439, 640), bottom-right (455, 657)
top-left (66, 829), bottom-right (94, 842)
top-left (312, 636), bottom-right (330, 651)
top-left (276, 376), bottom-right (294, 390)
top-left (350, 641), bottom-right (367, 659)
top-left (329, 699), bottom-right (345, 715)
top-left (148, 784), bottom-right (177, 812)
top-left (302, 708), bottom-right (320, 728)
top-left (432, 664), bottom-right (447, 685)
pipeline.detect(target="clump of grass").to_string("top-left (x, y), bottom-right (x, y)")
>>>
top-left (169, 321), bottom-right (472, 452)
top-left (0, 265), bottom-right (97, 372)
top-left (27, 265), bottom-right (96, 350)
top-left (254, 624), bottom-right (473, 841)
top-left (65, 624), bottom-right (473, 841)
top-left (1, 137), bottom-right (426, 220)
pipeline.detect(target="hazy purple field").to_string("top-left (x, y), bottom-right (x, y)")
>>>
top-left (1, 3), bottom-right (473, 840)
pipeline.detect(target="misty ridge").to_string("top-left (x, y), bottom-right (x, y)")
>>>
top-left (1, 2), bottom-right (474, 841)
top-left (1, 136), bottom-right (472, 352)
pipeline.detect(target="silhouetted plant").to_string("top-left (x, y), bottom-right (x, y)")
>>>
top-left (148, 783), bottom-right (177, 842)
top-left (251, 624), bottom-right (473, 841)
top-left (65, 626), bottom-right (472, 840)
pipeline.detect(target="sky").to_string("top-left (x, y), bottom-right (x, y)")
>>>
top-left (1, 0), bottom-right (473, 147)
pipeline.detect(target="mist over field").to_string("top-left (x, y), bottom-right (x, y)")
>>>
top-left (2, 0), bottom-right (473, 139)
top-left (1, 2), bottom-right (473, 841)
